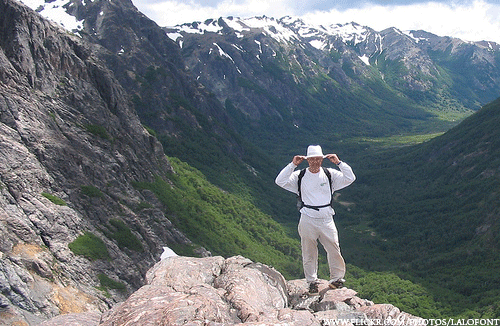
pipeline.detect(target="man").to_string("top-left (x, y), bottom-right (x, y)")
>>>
top-left (275, 145), bottom-right (356, 295)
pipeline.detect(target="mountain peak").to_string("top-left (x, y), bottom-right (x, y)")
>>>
top-left (166, 15), bottom-right (376, 49)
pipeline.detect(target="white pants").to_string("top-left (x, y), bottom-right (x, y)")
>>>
top-left (298, 214), bottom-right (345, 283)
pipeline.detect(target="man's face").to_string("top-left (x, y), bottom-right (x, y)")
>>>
top-left (307, 156), bottom-right (323, 170)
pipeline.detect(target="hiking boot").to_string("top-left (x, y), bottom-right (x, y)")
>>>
top-left (308, 281), bottom-right (320, 296)
top-left (328, 278), bottom-right (345, 289)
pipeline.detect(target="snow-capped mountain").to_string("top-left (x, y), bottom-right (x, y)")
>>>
top-left (166, 15), bottom-right (499, 64)
top-left (167, 16), bottom-right (377, 55)
top-left (16, 0), bottom-right (500, 140)
top-left (19, 0), bottom-right (500, 143)
top-left (162, 15), bottom-right (499, 138)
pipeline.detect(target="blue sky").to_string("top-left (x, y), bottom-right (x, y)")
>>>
top-left (132, 0), bottom-right (500, 43)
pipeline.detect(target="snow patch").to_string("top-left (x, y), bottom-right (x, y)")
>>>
top-left (223, 17), bottom-right (250, 33)
top-left (20, 0), bottom-right (84, 33)
top-left (177, 20), bottom-right (222, 35)
top-left (403, 30), bottom-right (427, 43)
top-left (323, 22), bottom-right (368, 45)
top-left (167, 32), bottom-right (183, 42)
top-left (359, 54), bottom-right (370, 66)
top-left (309, 39), bottom-right (326, 50)
top-left (160, 247), bottom-right (178, 260)
top-left (243, 17), bottom-right (298, 42)
top-left (255, 40), bottom-right (262, 53)
top-left (212, 43), bottom-right (242, 73)
top-left (231, 44), bottom-right (244, 52)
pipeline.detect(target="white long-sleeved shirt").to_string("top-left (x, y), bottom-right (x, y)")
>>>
top-left (275, 161), bottom-right (356, 218)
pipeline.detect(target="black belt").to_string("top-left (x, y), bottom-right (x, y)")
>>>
top-left (302, 203), bottom-right (331, 211)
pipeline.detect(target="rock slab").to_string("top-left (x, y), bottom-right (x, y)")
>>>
top-left (41, 256), bottom-right (423, 326)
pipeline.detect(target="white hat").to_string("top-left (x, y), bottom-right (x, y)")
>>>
top-left (306, 145), bottom-right (325, 158)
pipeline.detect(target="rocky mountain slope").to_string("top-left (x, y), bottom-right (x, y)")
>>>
top-left (165, 16), bottom-right (500, 151)
top-left (0, 0), bottom-right (209, 324)
top-left (40, 255), bottom-right (423, 326)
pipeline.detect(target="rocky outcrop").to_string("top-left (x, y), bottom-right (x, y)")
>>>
top-left (0, 0), bottom-right (209, 324)
top-left (40, 255), bottom-right (423, 326)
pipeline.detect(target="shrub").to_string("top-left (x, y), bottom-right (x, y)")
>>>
top-left (133, 157), bottom-right (303, 279)
top-left (108, 218), bottom-right (144, 252)
top-left (68, 232), bottom-right (110, 260)
top-left (80, 185), bottom-right (104, 198)
top-left (84, 124), bottom-right (111, 140)
top-left (137, 201), bottom-right (153, 210)
top-left (144, 125), bottom-right (157, 137)
top-left (97, 273), bottom-right (126, 291)
top-left (168, 243), bottom-right (202, 257)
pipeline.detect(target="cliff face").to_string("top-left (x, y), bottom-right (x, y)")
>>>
top-left (0, 0), bottom-right (205, 324)
top-left (69, 0), bottom-right (240, 157)
top-left (40, 255), bottom-right (423, 326)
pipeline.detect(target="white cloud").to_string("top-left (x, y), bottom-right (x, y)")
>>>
top-left (301, 0), bottom-right (500, 43)
top-left (140, 0), bottom-right (294, 26)
top-left (136, 0), bottom-right (500, 43)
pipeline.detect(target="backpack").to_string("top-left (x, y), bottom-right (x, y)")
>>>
top-left (296, 167), bottom-right (333, 211)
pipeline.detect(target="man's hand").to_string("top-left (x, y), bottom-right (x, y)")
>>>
top-left (292, 155), bottom-right (306, 166)
top-left (325, 154), bottom-right (341, 165)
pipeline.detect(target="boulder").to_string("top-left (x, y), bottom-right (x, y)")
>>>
top-left (93, 256), bottom-right (422, 326)
top-left (39, 312), bottom-right (102, 326)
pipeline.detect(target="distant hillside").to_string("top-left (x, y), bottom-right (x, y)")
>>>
top-left (340, 97), bottom-right (500, 317)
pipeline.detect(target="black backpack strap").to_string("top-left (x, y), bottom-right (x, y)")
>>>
top-left (322, 167), bottom-right (332, 189)
top-left (297, 168), bottom-right (306, 196)
top-left (296, 169), bottom-right (306, 210)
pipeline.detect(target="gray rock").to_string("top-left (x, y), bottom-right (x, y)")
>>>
top-left (0, 0), bottom-right (211, 323)
top-left (100, 284), bottom-right (239, 326)
top-left (359, 304), bottom-right (425, 326)
top-left (94, 256), bottom-right (422, 326)
top-left (146, 255), bottom-right (225, 290)
top-left (39, 311), bottom-right (102, 326)
top-left (214, 256), bottom-right (288, 323)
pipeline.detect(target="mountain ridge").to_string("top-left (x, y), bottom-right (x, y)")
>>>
top-left (24, 0), bottom-right (500, 153)
top-left (163, 14), bottom-right (500, 158)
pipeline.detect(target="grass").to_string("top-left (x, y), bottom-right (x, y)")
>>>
top-left (352, 132), bottom-right (445, 147)
top-left (132, 156), bottom-right (303, 279)
top-left (168, 243), bottom-right (204, 257)
top-left (107, 218), bottom-right (144, 252)
top-left (97, 273), bottom-right (126, 291)
top-left (68, 232), bottom-right (110, 260)
top-left (41, 192), bottom-right (67, 206)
